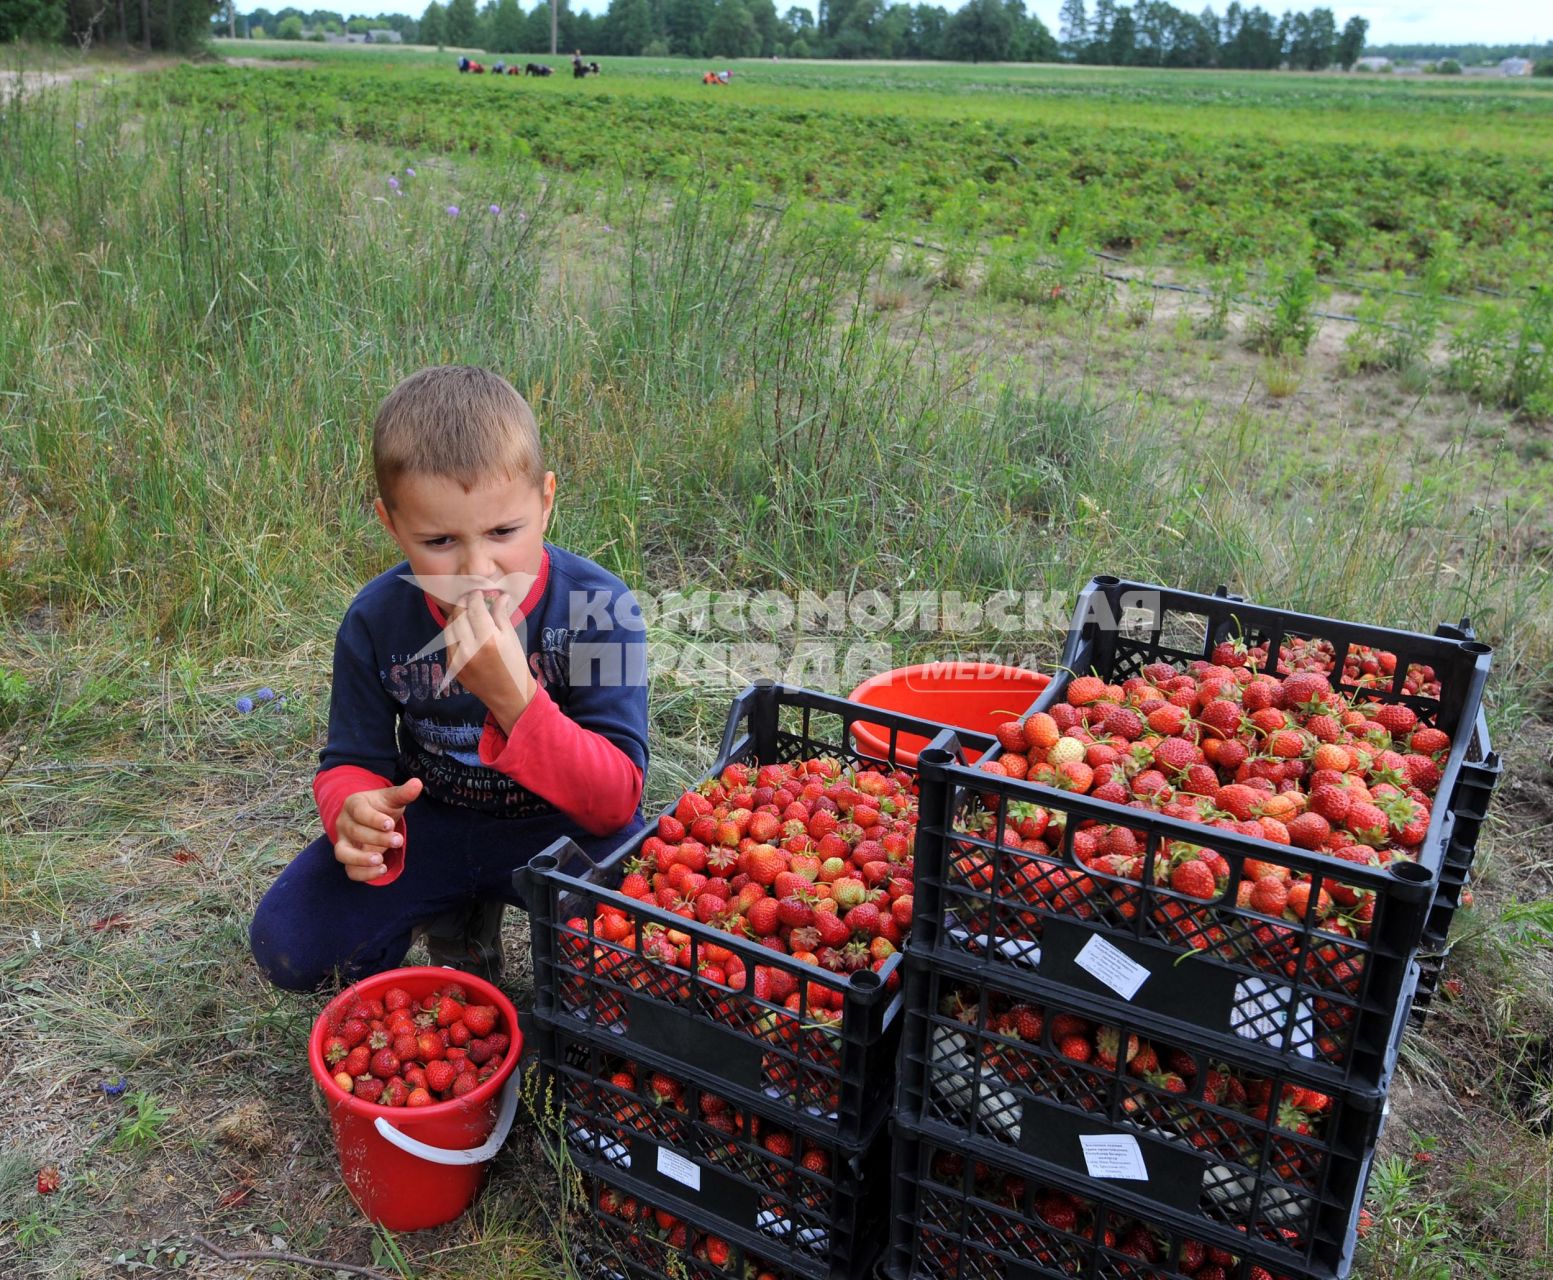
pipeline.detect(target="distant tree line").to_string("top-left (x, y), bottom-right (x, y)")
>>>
top-left (1055, 2), bottom-right (1367, 70)
top-left (1361, 40), bottom-right (1553, 64)
top-left (7, 0), bottom-right (1379, 68)
top-left (2, 0), bottom-right (216, 48)
top-left (233, 0), bottom-right (1372, 65)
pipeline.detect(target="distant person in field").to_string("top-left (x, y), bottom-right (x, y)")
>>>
top-left (248, 366), bottom-right (649, 989)
top-left (572, 48), bottom-right (584, 75)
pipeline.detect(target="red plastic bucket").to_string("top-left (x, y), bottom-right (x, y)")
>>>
top-left (847, 662), bottom-right (1050, 767)
top-left (307, 966), bottom-right (522, 1231)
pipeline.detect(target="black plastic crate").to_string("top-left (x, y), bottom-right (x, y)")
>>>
top-left (887, 1119), bottom-right (1337, 1280)
top-left (543, 1017), bottom-right (891, 1280)
top-left (909, 741), bottom-right (1439, 1093)
top-left (1411, 709), bottom-right (1501, 1027)
top-left (579, 1173), bottom-right (811, 1280)
top-left (520, 681), bottom-right (996, 1146)
top-left (906, 581), bottom-right (1492, 1091)
top-left (894, 950), bottom-right (1416, 1278)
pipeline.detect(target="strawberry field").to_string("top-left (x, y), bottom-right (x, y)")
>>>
top-left (2, 42), bottom-right (1552, 1280)
top-left (151, 54), bottom-right (1553, 288)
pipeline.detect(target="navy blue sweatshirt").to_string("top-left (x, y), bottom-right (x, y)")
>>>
top-left (313, 543), bottom-right (648, 884)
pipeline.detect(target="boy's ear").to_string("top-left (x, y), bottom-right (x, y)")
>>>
top-left (373, 497), bottom-right (396, 536)
top-left (541, 472), bottom-right (557, 529)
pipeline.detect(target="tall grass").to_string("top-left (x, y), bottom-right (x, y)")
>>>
top-left (2, 81), bottom-right (1549, 708)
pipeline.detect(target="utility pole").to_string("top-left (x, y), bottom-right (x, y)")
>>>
top-left (229, 0), bottom-right (236, 37)
top-left (550, 0), bottom-right (557, 54)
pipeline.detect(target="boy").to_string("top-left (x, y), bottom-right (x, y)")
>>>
top-left (249, 366), bottom-right (648, 990)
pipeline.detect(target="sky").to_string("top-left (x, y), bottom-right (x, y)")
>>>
top-left (326, 0), bottom-right (1547, 47)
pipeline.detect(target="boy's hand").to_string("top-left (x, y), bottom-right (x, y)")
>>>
top-left (440, 590), bottom-right (536, 732)
top-left (335, 778), bottom-right (422, 882)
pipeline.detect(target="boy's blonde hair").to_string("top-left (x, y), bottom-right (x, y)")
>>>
top-left (372, 366), bottom-right (543, 508)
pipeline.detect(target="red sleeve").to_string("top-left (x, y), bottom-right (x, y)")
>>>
top-left (477, 687), bottom-right (644, 837)
top-left (313, 764), bottom-right (408, 887)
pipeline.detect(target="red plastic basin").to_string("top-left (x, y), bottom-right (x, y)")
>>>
top-left (847, 662), bottom-right (1049, 767)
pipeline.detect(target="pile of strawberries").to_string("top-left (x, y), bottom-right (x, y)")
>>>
top-left (917, 1147), bottom-right (1307, 1280)
top-left (593, 1182), bottom-right (782, 1278)
top-left (567, 757), bottom-right (919, 1023)
top-left (955, 651), bottom-right (1458, 982)
top-left (321, 981), bottom-right (509, 1107)
top-left (937, 986), bottom-right (1332, 1187)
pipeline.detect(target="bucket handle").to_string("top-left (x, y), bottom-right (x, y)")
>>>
top-left (372, 1067), bottom-right (520, 1166)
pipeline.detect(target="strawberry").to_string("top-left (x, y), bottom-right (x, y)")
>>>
top-left (742, 846), bottom-right (786, 886)
top-left (1024, 712), bottom-right (1061, 750)
top-left (746, 896), bottom-right (780, 937)
top-left (1374, 703), bottom-right (1418, 739)
top-left (1214, 784), bottom-right (1262, 821)
top-left (776, 895), bottom-right (814, 929)
top-left (1402, 753), bottom-right (1442, 790)
top-left (1152, 736), bottom-right (1199, 774)
top-left (1345, 801), bottom-right (1389, 847)
top-left (1066, 675), bottom-right (1108, 706)
top-left (1285, 812), bottom-right (1330, 850)
top-left (996, 721), bottom-right (1029, 752)
top-left (761, 1130), bottom-right (794, 1159)
top-left (1248, 876), bottom-right (1289, 916)
top-left (1169, 859), bottom-right (1217, 900)
top-left (36, 1165), bottom-right (60, 1195)
top-left (845, 902), bottom-right (882, 936)
top-left (1308, 783), bottom-right (1353, 823)
top-left (1047, 736), bottom-right (1087, 766)
top-left (1147, 704), bottom-right (1190, 736)
top-left (425, 1060), bottom-right (457, 1093)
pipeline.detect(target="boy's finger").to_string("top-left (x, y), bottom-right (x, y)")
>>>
top-left (336, 840), bottom-right (386, 871)
top-left (346, 860), bottom-right (387, 883)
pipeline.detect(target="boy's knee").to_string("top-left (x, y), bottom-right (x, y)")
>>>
top-left (249, 900), bottom-right (327, 992)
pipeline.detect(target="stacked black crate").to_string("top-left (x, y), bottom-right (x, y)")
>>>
top-left (888, 578), bottom-right (1493, 1280)
top-left (521, 682), bottom-right (997, 1280)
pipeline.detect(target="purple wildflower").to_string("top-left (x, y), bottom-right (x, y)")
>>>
top-left (255, 687), bottom-right (276, 702)
top-left (446, 205), bottom-right (460, 218)
top-left (406, 167), bottom-right (416, 177)
top-left (489, 204), bottom-right (501, 216)
top-left (236, 696), bottom-right (254, 714)
top-left (388, 176), bottom-right (399, 190)
top-left (100, 1077), bottom-right (128, 1097)
top-left (602, 223), bottom-right (614, 232)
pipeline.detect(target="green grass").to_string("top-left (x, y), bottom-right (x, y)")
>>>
top-left (0, 54), bottom-right (1550, 1280)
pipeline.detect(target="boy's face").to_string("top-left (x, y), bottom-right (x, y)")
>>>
top-left (374, 469), bottom-right (556, 610)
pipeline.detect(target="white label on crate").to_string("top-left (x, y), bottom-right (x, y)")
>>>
top-left (1074, 934), bottom-right (1151, 1000)
top-left (1079, 1135), bottom-right (1149, 1181)
top-left (656, 1146), bottom-right (702, 1192)
top-left (1232, 978), bottom-right (1316, 1058)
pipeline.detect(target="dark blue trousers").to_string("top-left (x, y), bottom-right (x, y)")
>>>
top-left (249, 792), bottom-right (643, 991)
